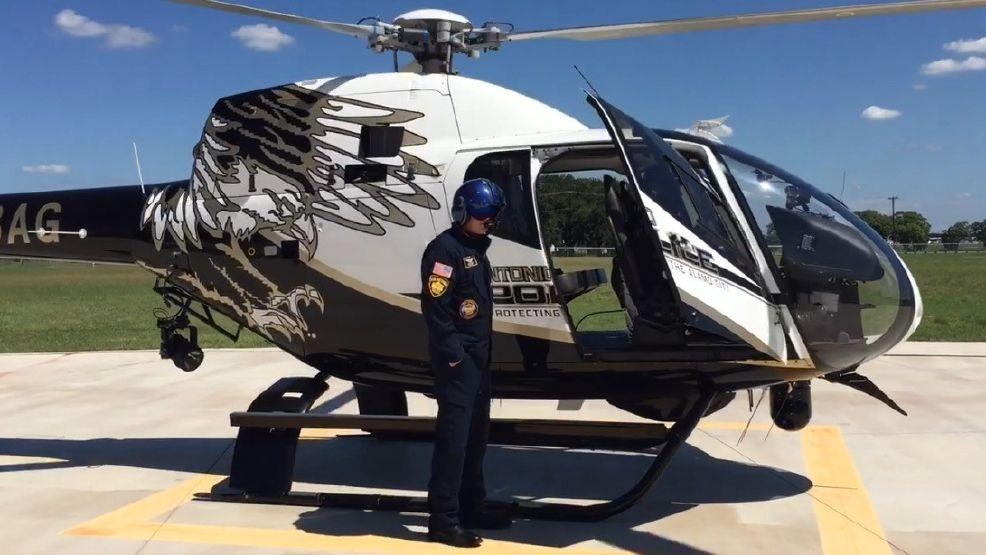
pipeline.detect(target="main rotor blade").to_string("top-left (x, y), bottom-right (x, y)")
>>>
top-left (509, 0), bottom-right (986, 41)
top-left (169, 0), bottom-right (375, 38)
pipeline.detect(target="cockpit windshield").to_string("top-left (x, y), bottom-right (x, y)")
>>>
top-left (711, 145), bottom-right (922, 372)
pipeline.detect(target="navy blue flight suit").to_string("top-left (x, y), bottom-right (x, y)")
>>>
top-left (420, 226), bottom-right (494, 530)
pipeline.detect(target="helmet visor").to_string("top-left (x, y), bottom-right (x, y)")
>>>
top-left (470, 203), bottom-right (503, 220)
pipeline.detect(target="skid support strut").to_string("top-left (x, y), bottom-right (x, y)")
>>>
top-left (210, 379), bottom-right (715, 522)
top-left (516, 387), bottom-right (714, 521)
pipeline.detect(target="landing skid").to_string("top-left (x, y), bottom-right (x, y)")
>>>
top-left (201, 377), bottom-right (715, 522)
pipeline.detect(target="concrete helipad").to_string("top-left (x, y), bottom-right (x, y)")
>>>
top-left (0, 343), bottom-right (983, 554)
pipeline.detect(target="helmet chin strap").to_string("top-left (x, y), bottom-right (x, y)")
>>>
top-left (459, 223), bottom-right (487, 239)
top-left (457, 218), bottom-right (492, 239)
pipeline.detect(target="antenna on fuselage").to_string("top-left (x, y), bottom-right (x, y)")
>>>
top-left (573, 65), bottom-right (600, 97)
top-left (132, 142), bottom-right (146, 196)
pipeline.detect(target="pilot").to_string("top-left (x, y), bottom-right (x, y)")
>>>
top-left (420, 178), bottom-right (510, 548)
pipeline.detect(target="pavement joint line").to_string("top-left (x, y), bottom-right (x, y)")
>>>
top-left (699, 425), bottom-right (902, 555)
top-left (801, 426), bottom-right (902, 555)
top-left (135, 438), bottom-right (237, 554)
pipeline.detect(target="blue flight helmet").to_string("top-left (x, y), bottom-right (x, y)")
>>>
top-left (451, 178), bottom-right (507, 226)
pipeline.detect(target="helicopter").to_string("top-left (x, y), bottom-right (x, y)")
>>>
top-left (0, 0), bottom-right (973, 520)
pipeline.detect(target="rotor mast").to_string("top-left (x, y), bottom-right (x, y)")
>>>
top-left (383, 10), bottom-right (508, 74)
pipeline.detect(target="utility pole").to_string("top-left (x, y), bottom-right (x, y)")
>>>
top-left (888, 196), bottom-right (899, 243)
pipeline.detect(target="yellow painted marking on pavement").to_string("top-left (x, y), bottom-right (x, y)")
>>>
top-left (65, 474), bottom-right (226, 537)
top-left (802, 425), bottom-right (891, 555)
top-left (64, 422), bottom-right (888, 553)
top-left (64, 471), bottom-right (622, 553)
top-left (299, 421), bottom-right (770, 439)
top-left (299, 428), bottom-right (350, 439)
top-left (107, 521), bottom-right (617, 554)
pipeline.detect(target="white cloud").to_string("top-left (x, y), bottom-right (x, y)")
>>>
top-left (713, 123), bottom-right (734, 138)
top-left (675, 116), bottom-right (733, 142)
top-left (54, 9), bottom-right (155, 49)
top-left (921, 56), bottom-right (986, 75)
top-left (945, 36), bottom-right (986, 54)
top-left (861, 106), bottom-right (902, 121)
top-left (231, 24), bottom-right (294, 52)
top-left (912, 83), bottom-right (927, 91)
top-left (22, 164), bottom-right (70, 174)
top-left (55, 9), bottom-right (106, 37)
top-left (105, 25), bottom-right (155, 48)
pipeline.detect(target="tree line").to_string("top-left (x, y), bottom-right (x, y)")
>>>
top-left (536, 173), bottom-right (979, 250)
top-left (537, 174), bottom-right (615, 248)
top-left (855, 210), bottom-right (986, 247)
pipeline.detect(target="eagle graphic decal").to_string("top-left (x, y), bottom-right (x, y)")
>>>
top-left (140, 81), bottom-right (441, 343)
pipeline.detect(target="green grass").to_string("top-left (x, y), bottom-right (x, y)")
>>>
top-left (0, 253), bottom-right (982, 352)
top-left (900, 253), bottom-right (986, 341)
top-left (554, 257), bottom-right (626, 332)
top-left (0, 260), bottom-right (269, 353)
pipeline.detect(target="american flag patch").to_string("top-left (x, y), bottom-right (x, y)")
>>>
top-left (432, 261), bottom-right (453, 278)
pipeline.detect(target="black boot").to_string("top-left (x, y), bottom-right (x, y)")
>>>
top-left (461, 508), bottom-right (513, 530)
top-left (427, 525), bottom-right (483, 548)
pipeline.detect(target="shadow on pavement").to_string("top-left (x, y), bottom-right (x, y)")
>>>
top-left (0, 434), bottom-right (811, 553)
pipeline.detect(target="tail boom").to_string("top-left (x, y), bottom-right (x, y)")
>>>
top-left (0, 183), bottom-right (181, 264)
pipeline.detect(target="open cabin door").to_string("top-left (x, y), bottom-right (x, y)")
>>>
top-left (588, 94), bottom-right (793, 361)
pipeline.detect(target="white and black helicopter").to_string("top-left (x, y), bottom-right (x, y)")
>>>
top-left (1, 0), bottom-right (976, 520)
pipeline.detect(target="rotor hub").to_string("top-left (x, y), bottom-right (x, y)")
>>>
top-left (393, 9), bottom-right (472, 32)
top-left (381, 9), bottom-right (506, 74)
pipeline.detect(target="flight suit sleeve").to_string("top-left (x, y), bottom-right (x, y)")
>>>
top-left (421, 242), bottom-right (467, 363)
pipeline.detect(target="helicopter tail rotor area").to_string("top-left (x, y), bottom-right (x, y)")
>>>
top-left (169, 0), bottom-right (986, 73)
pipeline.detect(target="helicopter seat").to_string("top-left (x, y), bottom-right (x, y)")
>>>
top-left (602, 175), bottom-right (684, 349)
top-left (604, 175), bottom-right (642, 332)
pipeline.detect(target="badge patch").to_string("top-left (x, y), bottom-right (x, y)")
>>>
top-left (428, 275), bottom-right (450, 297)
top-left (463, 256), bottom-right (478, 269)
top-left (432, 261), bottom-right (453, 278)
top-left (459, 299), bottom-right (478, 319)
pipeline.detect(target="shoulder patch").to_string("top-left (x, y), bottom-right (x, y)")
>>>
top-left (428, 275), bottom-right (450, 297)
top-left (432, 261), bottom-right (453, 278)
top-left (459, 299), bottom-right (478, 319)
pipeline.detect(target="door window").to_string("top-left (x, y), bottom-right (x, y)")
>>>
top-left (464, 150), bottom-right (541, 250)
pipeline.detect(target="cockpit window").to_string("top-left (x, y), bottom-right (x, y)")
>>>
top-left (605, 105), bottom-right (756, 276)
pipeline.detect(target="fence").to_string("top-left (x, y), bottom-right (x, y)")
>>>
top-left (550, 247), bottom-right (617, 257)
top-left (549, 243), bottom-right (986, 258)
top-left (3, 242), bottom-right (984, 266)
top-left (891, 243), bottom-right (985, 254)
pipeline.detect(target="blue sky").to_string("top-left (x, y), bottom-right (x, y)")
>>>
top-left (1, 0), bottom-right (984, 230)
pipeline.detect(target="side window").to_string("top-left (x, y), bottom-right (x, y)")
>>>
top-left (464, 150), bottom-right (541, 250)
